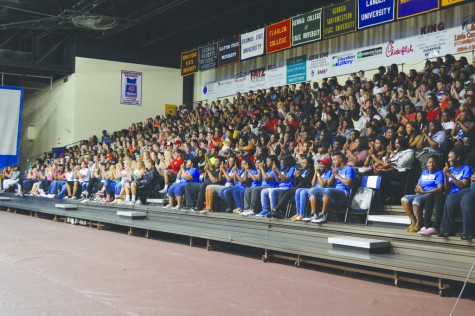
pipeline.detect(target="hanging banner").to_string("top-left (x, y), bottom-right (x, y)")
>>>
top-left (234, 71), bottom-right (250, 93)
top-left (240, 28), bottom-right (265, 60)
top-left (397, 0), bottom-right (439, 19)
top-left (249, 67), bottom-right (267, 91)
top-left (266, 19), bottom-right (292, 54)
top-left (180, 49), bottom-right (198, 76)
top-left (199, 44), bottom-right (218, 71)
top-left (323, 0), bottom-right (357, 39)
top-left (307, 52), bottom-right (330, 81)
top-left (266, 61), bottom-right (287, 88)
top-left (442, 0), bottom-right (465, 6)
top-left (416, 22), bottom-right (451, 58)
top-left (218, 36), bottom-right (240, 67)
top-left (358, 0), bottom-right (395, 29)
top-left (292, 9), bottom-right (322, 46)
top-left (452, 15), bottom-right (475, 53)
top-left (120, 71), bottom-right (142, 106)
top-left (286, 55), bottom-right (307, 85)
top-left (0, 87), bottom-right (23, 169)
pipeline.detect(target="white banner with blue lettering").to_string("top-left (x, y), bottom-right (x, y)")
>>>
top-left (0, 86), bottom-right (23, 169)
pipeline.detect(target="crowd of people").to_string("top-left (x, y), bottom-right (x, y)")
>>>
top-left (1, 54), bottom-right (475, 239)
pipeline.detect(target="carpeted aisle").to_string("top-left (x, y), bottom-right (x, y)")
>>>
top-left (0, 211), bottom-right (473, 316)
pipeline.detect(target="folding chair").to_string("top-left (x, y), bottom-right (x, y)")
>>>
top-left (344, 175), bottom-right (381, 225)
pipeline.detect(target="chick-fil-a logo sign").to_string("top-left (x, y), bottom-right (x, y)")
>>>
top-left (385, 40), bottom-right (414, 57)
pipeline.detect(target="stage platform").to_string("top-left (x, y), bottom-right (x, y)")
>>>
top-left (1, 194), bottom-right (474, 296)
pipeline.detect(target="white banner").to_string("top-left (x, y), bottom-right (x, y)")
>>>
top-left (240, 28), bottom-right (265, 60)
top-left (0, 88), bottom-right (21, 156)
top-left (307, 52), bottom-right (330, 81)
top-left (121, 71), bottom-right (142, 105)
top-left (266, 60), bottom-right (287, 88)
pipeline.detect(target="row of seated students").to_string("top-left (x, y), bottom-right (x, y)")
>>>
top-left (1, 55), bottom-right (475, 237)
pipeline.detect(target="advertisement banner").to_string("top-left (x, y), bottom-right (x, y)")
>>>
top-left (240, 28), bottom-right (265, 60)
top-left (330, 52), bottom-right (357, 76)
top-left (121, 71), bottom-right (142, 105)
top-left (181, 49), bottom-right (198, 76)
top-left (266, 61), bottom-right (287, 88)
top-left (442, 0), bottom-right (465, 6)
top-left (355, 46), bottom-right (384, 71)
top-left (397, 0), bottom-right (439, 19)
top-left (286, 55), bottom-right (307, 85)
top-left (233, 71), bottom-right (250, 93)
top-left (199, 44), bottom-right (218, 71)
top-left (306, 52), bottom-right (330, 81)
top-left (452, 15), bottom-right (475, 54)
top-left (202, 81), bottom-right (217, 99)
top-left (383, 38), bottom-right (417, 64)
top-left (358, 0), bottom-right (395, 29)
top-left (218, 36), bottom-right (240, 67)
top-left (292, 9), bottom-right (322, 46)
top-left (416, 22), bottom-right (451, 58)
top-left (266, 19), bottom-right (292, 54)
top-left (249, 67), bottom-right (267, 91)
top-left (323, 0), bottom-right (357, 39)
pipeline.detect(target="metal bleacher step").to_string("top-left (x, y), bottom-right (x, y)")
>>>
top-left (328, 236), bottom-right (391, 254)
top-left (54, 204), bottom-right (78, 210)
top-left (0, 196), bottom-right (12, 201)
top-left (368, 215), bottom-right (411, 226)
top-left (117, 211), bottom-right (147, 219)
top-left (147, 198), bottom-right (165, 205)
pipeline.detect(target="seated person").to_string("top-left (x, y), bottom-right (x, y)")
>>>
top-left (159, 150), bottom-right (184, 193)
top-left (294, 157), bottom-right (331, 222)
top-left (439, 147), bottom-right (473, 238)
top-left (184, 156), bottom-right (223, 211)
top-left (269, 156), bottom-right (314, 219)
top-left (166, 157), bottom-right (200, 209)
top-left (401, 155), bottom-right (444, 233)
top-left (311, 152), bottom-right (354, 224)
top-left (203, 155), bottom-right (238, 213)
top-left (257, 155), bottom-right (296, 217)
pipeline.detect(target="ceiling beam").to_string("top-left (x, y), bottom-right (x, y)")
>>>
top-left (0, 29), bottom-right (20, 47)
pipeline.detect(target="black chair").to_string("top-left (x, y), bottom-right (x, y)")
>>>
top-left (345, 175), bottom-right (381, 225)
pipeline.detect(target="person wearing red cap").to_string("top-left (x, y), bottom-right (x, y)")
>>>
top-left (311, 152), bottom-right (355, 224)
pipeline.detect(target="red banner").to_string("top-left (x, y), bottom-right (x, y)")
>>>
top-left (266, 19), bottom-right (292, 54)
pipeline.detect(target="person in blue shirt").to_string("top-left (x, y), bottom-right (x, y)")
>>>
top-left (312, 152), bottom-right (354, 224)
top-left (401, 155), bottom-right (444, 233)
top-left (257, 155), bottom-right (296, 217)
top-left (294, 157), bottom-right (332, 222)
top-left (232, 159), bottom-right (260, 214)
top-left (219, 161), bottom-right (245, 213)
top-left (241, 156), bottom-right (278, 216)
top-left (166, 157), bottom-right (200, 209)
top-left (439, 147), bottom-right (473, 239)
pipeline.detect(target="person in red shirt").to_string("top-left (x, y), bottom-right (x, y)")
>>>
top-left (159, 149), bottom-right (184, 193)
top-left (425, 96), bottom-right (441, 122)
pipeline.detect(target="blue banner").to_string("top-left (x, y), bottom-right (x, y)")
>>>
top-left (286, 55), bottom-right (307, 84)
top-left (358, 0), bottom-right (395, 29)
top-left (397, 0), bottom-right (439, 20)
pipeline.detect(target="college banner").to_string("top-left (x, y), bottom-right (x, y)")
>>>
top-left (286, 55), bottom-right (307, 85)
top-left (181, 49), bottom-right (198, 76)
top-left (218, 36), bottom-right (240, 67)
top-left (199, 44), bottom-right (218, 71)
top-left (121, 71), bottom-right (142, 106)
top-left (397, 0), bottom-right (439, 19)
top-left (292, 9), bottom-right (322, 46)
top-left (441, 0), bottom-right (465, 6)
top-left (266, 19), bottom-right (292, 54)
top-left (358, 0), bottom-right (395, 29)
top-left (323, 0), bottom-right (356, 39)
top-left (240, 28), bottom-right (265, 60)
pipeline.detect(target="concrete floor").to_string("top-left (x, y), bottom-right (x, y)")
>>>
top-left (0, 211), bottom-right (474, 316)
